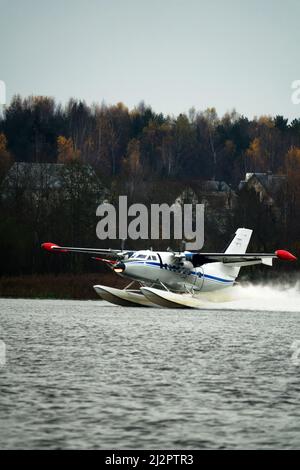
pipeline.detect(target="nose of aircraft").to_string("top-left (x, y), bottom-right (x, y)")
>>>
top-left (113, 262), bottom-right (126, 273)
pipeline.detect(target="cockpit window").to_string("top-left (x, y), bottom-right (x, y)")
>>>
top-left (151, 255), bottom-right (157, 260)
top-left (136, 254), bottom-right (146, 259)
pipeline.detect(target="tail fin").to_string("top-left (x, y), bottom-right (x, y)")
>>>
top-left (221, 228), bottom-right (253, 280)
top-left (225, 228), bottom-right (253, 254)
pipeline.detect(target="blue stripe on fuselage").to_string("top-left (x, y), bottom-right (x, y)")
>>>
top-left (125, 261), bottom-right (233, 284)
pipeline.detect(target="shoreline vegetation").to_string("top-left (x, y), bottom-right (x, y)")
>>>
top-left (0, 273), bottom-right (128, 300)
top-left (0, 271), bottom-right (298, 300)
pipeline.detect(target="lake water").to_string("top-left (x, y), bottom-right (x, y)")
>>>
top-left (0, 283), bottom-right (300, 449)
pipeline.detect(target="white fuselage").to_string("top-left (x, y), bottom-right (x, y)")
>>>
top-left (118, 251), bottom-right (237, 293)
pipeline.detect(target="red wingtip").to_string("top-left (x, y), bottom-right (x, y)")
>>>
top-left (275, 249), bottom-right (297, 261)
top-left (41, 242), bottom-right (68, 253)
top-left (41, 242), bottom-right (59, 251)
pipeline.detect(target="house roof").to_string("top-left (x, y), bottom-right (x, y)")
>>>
top-left (200, 180), bottom-right (231, 192)
top-left (239, 172), bottom-right (286, 194)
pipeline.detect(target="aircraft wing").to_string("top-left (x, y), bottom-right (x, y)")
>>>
top-left (194, 250), bottom-right (297, 267)
top-left (41, 242), bottom-right (126, 259)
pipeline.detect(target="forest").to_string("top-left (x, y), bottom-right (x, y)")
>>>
top-left (0, 96), bottom-right (299, 298)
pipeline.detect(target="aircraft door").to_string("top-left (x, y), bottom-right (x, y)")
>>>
top-left (193, 266), bottom-right (204, 291)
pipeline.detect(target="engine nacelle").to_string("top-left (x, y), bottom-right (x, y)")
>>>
top-left (184, 252), bottom-right (206, 267)
top-left (180, 260), bottom-right (194, 270)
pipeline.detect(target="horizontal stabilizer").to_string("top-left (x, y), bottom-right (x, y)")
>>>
top-left (262, 257), bottom-right (273, 266)
top-left (196, 250), bottom-right (297, 266)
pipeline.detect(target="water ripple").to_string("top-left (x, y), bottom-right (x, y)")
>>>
top-left (0, 298), bottom-right (300, 449)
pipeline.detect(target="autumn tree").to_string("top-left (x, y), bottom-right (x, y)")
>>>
top-left (246, 116), bottom-right (282, 173)
top-left (66, 99), bottom-right (91, 153)
top-left (172, 113), bottom-right (196, 178)
top-left (0, 132), bottom-right (13, 182)
top-left (160, 123), bottom-right (174, 177)
top-left (57, 136), bottom-right (81, 163)
top-left (122, 138), bottom-right (143, 196)
top-left (2, 95), bottom-right (62, 163)
top-left (285, 146), bottom-right (300, 178)
top-left (194, 109), bottom-right (219, 180)
top-left (201, 108), bottom-right (219, 179)
top-left (285, 146), bottom-right (300, 213)
top-left (246, 137), bottom-right (264, 172)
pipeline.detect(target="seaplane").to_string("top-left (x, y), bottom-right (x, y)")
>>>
top-left (41, 228), bottom-right (297, 309)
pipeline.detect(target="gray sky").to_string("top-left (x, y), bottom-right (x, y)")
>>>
top-left (1, 0), bottom-right (300, 120)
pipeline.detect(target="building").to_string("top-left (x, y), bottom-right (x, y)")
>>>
top-left (1, 162), bottom-right (108, 203)
top-left (238, 172), bottom-right (287, 206)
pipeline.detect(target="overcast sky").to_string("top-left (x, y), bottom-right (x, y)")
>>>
top-left (1, 0), bottom-right (300, 120)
